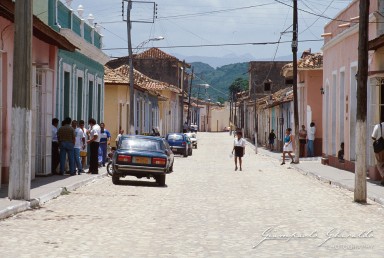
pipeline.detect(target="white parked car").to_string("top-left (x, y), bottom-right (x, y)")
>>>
top-left (184, 132), bottom-right (197, 149)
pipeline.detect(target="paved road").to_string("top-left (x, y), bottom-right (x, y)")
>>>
top-left (0, 132), bottom-right (383, 257)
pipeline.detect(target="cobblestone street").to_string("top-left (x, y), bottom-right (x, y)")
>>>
top-left (0, 132), bottom-right (383, 257)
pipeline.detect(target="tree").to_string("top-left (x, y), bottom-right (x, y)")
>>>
top-left (217, 96), bottom-right (226, 104)
top-left (229, 77), bottom-right (248, 95)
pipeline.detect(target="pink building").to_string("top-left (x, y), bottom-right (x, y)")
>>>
top-left (282, 51), bottom-right (323, 156)
top-left (0, 0), bottom-right (75, 186)
top-left (322, 0), bottom-right (384, 178)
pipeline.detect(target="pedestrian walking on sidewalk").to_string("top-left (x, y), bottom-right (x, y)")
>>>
top-left (268, 129), bottom-right (276, 151)
top-left (371, 122), bottom-right (384, 186)
top-left (232, 131), bottom-right (245, 171)
top-left (281, 128), bottom-right (294, 165)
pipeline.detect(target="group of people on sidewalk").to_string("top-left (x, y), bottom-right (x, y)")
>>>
top-left (51, 117), bottom-right (111, 176)
top-left (267, 123), bottom-right (316, 164)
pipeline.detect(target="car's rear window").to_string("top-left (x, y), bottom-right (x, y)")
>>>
top-left (120, 139), bottom-right (161, 151)
top-left (167, 134), bottom-right (183, 140)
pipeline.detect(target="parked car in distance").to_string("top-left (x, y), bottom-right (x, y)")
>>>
top-left (111, 135), bottom-right (174, 186)
top-left (189, 124), bottom-right (198, 133)
top-left (223, 126), bottom-right (231, 132)
top-left (166, 133), bottom-right (192, 157)
top-left (185, 132), bottom-right (197, 149)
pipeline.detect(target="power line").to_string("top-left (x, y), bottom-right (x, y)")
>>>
top-left (274, 0), bottom-right (351, 23)
top-left (99, 2), bottom-right (277, 24)
top-left (156, 2), bottom-right (277, 20)
top-left (299, 0), bottom-right (335, 35)
top-left (102, 39), bottom-right (323, 50)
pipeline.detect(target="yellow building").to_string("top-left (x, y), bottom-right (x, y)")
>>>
top-left (104, 65), bottom-right (180, 144)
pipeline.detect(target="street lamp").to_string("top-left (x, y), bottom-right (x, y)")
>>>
top-left (134, 36), bottom-right (164, 53)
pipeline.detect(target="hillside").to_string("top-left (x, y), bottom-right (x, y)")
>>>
top-left (190, 62), bottom-right (249, 102)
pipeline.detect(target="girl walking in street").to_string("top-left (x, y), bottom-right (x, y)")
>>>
top-left (281, 128), bottom-right (295, 165)
top-left (232, 131), bottom-right (246, 171)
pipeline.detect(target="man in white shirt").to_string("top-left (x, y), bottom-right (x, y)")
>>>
top-left (307, 122), bottom-right (316, 157)
top-left (87, 118), bottom-right (101, 174)
top-left (72, 120), bottom-right (85, 175)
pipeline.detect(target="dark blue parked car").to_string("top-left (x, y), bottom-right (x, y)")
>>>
top-left (112, 135), bottom-right (174, 186)
top-left (166, 133), bottom-right (192, 157)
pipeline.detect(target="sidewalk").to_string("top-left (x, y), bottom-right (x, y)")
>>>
top-left (246, 139), bottom-right (384, 206)
top-left (0, 169), bottom-right (107, 220)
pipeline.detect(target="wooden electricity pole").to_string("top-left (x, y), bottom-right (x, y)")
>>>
top-left (187, 68), bottom-right (194, 126)
top-left (292, 0), bottom-right (300, 163)
top-left (8, 0), bottom-right (33, 200)
top-left (354, 0), bottom-right (369, 203)
top-left (126, 0), bottom-right (135, 135)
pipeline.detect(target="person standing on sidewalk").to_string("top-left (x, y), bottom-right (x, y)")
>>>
top-left (268, 129), bottom-right (276, 151)
top-left (232, 131), bottom-right (246, 171)
top-left (87, 118), bottom-right (101, 174)
top-left (51, 118), bottom-right (60, 175)
top-left (281, 128), bottom-right (294, 165)
top-left (72, 120), bottom-right (85, 175)
top-left (307, 122), bottom-right (316, 157)
top-left (99, 122), bottom-right (111, 167)
top-left (371, 122), bottom-right (384, 186)
top-left (57, 117), bottom-right (76, 176)
top-left (78, 120), bottom-right (88, 170)
top-left (299, 125), bottom-right (307, 157)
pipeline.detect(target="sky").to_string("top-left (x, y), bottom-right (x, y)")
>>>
top-left (67, 0), bottom-right (354, 61)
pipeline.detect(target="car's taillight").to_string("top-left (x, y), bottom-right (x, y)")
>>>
top-left (182, 142), bottom-right (186, 146)
top-left (152, 158), bottom-right (166, 166)
top-left (117, 155), bottom-right (131, 163)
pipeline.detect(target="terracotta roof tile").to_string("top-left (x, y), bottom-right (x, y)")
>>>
top-left (282, 52), bottom-right (323, 75)
top-left (257, 86), bottom-right (293, 109)
top-left (104, 65), bottom-right (180, 94)
top-left (135, 47), bottom-right (179, 60)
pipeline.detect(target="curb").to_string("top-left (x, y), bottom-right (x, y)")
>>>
top-left (0, 172), bottom-right (107, 220)
top-left (0, 202), bottom-right (29, 220)
top-left (244, 138), bottom-right (384, 206)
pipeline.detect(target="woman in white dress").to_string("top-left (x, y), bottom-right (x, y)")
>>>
top-left (281, 128), bottom-right (295, 165)
top-left (232, 131), bottom-right (246, 171)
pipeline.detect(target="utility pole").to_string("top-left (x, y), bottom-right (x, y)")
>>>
top-left (187, 67), bottom-right (194, 126)
top-left (292, 0), bottom-right (300, 164)
top-left (254, 87), bottom-right (258, 154)
top-left (179, 63), bottom-right (185, 133)
top-left (354, 0), bottom-right (369, 203)
top-left (8, 0), bottom-right (33, 200)
top-left (124, 1), bottom-right (156, 134)
top-left (126, 0), bottom-right (135, 134)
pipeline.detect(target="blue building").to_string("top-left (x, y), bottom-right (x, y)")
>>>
top-left (34, 0), bottom-right (109, 123)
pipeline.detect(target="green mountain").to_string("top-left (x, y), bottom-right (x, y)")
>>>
top-left (190, 62), bottom-right (249, 103)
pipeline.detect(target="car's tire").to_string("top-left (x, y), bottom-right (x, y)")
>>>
top-left (183, 148), bottom-right (188, 157)
top-left (112, 174), bottom-right (120, 185)
top-left (156, 174), bottom-right (166, 186)
top-left (107, 161), bottom-right (113, 176)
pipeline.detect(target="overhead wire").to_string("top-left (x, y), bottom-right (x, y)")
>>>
top-left (299, 0), bottom-right (335, 36)
top-left (102, 39), bottom-right (323, 51)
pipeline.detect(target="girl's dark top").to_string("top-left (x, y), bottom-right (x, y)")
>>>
top-left (268, 132), bottom-right (276, 141)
